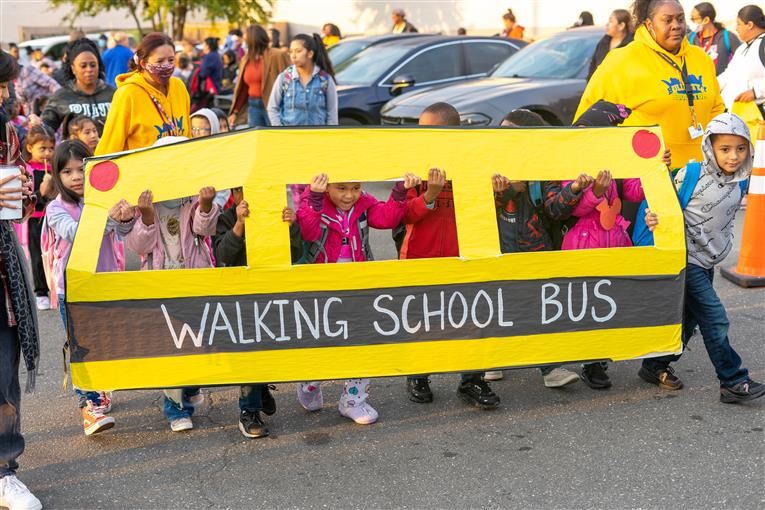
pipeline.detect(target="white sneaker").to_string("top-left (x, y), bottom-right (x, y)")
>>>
top-left (170, 416), bottom-right (193, 432)
top-left (0, 475), bottom-right (42, 510)
top-left (34, 296), bottom-right (50, 311)
top-left (484, 370), bottom-right (503, 381)
top-left (543, 368), bottom-right (581, 388)
top-left (338, 400), bottom-right (378, 425)
top-left (296, 383), bottom-right (323, 412)
top-left (187, 391), bottom-right (204, 408)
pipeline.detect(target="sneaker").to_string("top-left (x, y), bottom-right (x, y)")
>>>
top-left (483, 371), bottom-right (504, 381)
top-left (187, 391), bottom-right (204, 408)
top-left (261, 385), bottom-right (276, 416)
top-left (238, 410), bottom-right (269, 438)
top-left (0, 475), bottom-right (42, 510)
top-left (457, 378), bottom-right (500, 409)
top-left (581, 363), bottom-right (612, 390)
top-left (82, 401), bottom-right (115, 436)
top-left (406, 377), bottom-right (433, 403)
top-left (720, 379), bottom-right (765, 404)
top-left (543, 368), bottom-right (581, 388)
top-left (34, 296), bottom-right (50, 311)
top-left (170, 416), bottom-right (193, 432)
top-left (638, 365), bottom-right (683, 390)
top-left (338, 400), bottom-right (378, 425)
top-left (95, 391), bottom-right (113, 414)
top-left (296, 383), bottom-right (323, 412)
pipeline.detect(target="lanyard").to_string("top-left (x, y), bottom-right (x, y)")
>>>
top-left (654, 50), bottom-right (700, 127)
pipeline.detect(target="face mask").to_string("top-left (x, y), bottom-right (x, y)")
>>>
top-left (144, 62), bottom-right (175, 83)
top-left (98, 39), bottom-right (106, 50)
top-left (688, 22), bottom-right (699, 33)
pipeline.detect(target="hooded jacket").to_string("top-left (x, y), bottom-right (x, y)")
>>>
top-left (95, 72), bottom-right (190, 155)
top-left (578, 25), bottom-right (725, 169)
top-left (678, 112), bottom-right (753, 269)
top-left (41, 80), bottom-right (115, 132)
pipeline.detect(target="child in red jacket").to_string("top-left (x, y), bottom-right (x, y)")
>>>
top-left (295, 171), bottom-right (420, 424)
top-left (401, 102), bottom-right (500, 410)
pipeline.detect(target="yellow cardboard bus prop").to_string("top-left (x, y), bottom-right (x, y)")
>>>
top-left (67, 126), bottom-right (685, 391)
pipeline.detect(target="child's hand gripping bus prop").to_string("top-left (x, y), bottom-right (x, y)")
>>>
top-left (66, 126), bottom-right (686, 391)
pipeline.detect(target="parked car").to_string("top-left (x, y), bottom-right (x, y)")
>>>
top-left (17, 33), bottom-right (135, 66)
top-left (328, 33), bottom-right (425, 68)
top-left (334, 35), bottom-right (526, 125)
top-left (380, 27), bottom-right (604, 126)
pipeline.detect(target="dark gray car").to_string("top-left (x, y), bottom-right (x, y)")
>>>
top-left (380, 27), bottom-right (604, 126)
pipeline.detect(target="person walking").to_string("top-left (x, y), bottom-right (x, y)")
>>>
top-left (228, 25), bottom-right (290, 128)
top-left (688, 2), bottom-right (740, 76)
top-left (96, 32), bottom-right (190, 155)
top-left (588, 9), bottom-right (634, 80)
top-left (0, 49), bottom-right (43, 510)
top-left (578, 0), bottom-right (724, 170)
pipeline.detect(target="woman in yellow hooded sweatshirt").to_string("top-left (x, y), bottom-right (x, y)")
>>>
top-left (577, 0), bottom-right (724, 169)
top-left (96, 33), bottom-right (191, 156)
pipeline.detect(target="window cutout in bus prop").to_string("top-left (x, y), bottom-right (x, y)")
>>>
top-left (287, 177), bottom-right (459, 265)
top-left (67, 127), bottom-right (685, 391)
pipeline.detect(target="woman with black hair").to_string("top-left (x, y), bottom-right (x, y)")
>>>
top-left (688, 2), bottom-right (741, 75)
top-left (718, 5), bottom-right (765, 113)
top-left (579, 0), bottom-right (724, 169)
top-left (41, 38), bottom-right (115, 132)
top-left (192, 37), bottom-right (223, 111)
top-left (228, 25), bottom-right (290, 128)
top-left (588, 9), bottom-right (635, 80)
top-left (0, 49), bottom-right (43, 510)
top-left (267, 33), bottom-right (338, 126)
top-left (221, 49), bottom-right (239, 92)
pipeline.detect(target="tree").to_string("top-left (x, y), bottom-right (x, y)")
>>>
top-left (50, 0), bottom-right (145, 36)
top-left (51, 0), bottom-right (273, 41)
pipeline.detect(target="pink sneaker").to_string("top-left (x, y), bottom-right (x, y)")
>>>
top-left (95, 391), bottom-right (113, 413)
top-left (296, 382), bottom-right (323, 411)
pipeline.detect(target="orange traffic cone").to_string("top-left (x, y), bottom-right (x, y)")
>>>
top-left (722, 120), bottom-right (765, 287)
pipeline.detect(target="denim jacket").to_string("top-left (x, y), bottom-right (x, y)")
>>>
top-left (267, 65), bottom-right (338, 126)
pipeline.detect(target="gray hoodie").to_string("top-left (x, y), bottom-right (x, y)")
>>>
top-left (675, 113), bottom-right (753, 269)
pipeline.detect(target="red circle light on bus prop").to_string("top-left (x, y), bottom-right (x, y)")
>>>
top-left (89, 161), bottom-right (119, 192)
top-left (632, 130), bottom-right (662, 159)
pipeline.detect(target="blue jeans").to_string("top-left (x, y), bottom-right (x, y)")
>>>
top-left (59, 295), bottom-right (100, 408)
top-left (0, 305), bottom-right (22, 477)
top-left (239, 385), bottom-right (265, 412)
top-left (248, 98), bottom-right (269, 127)
top-left (642, 263), bottom-right (749, 387)
top-left (163, 389), bottom-right (197, 422)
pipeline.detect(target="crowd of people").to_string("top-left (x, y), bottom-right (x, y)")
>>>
top-left (0, 0), bottom-right (765, 508)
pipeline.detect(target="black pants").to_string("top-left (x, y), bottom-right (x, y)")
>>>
top-left (0, 304), bottom-right (23, 477)
top-left (27, 217), bottom-right (48, 297)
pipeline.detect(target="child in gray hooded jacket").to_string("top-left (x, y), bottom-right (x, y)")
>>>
top-left (641, 112), bottom-right (764, 403)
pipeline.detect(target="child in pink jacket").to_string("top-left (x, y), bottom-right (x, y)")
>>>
top-left (562, 100), bottom-right (645, 389)
top-left (295, 172), bottom-right (419, 424)
top-left (127, 180), bottom-right (220, 433)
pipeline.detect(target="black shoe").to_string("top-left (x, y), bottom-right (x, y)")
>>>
top-left (407, 377), bottom-right (433, 403)
top-left (261, 385), bottom-right (276, 416)
top-left (638, 365), bottom-right (683, 390)
top-left (582, 363), bottom-right (612, 389)
top-left (238, 410), bottom-right (269, 438)
top-left (720, 379), bottom-right (765, 404)
top-left (457, 378), bottom-right (500, 409)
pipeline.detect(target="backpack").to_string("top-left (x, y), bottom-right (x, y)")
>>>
top-left (688, 29), bottom-right (732, 62)
top-left (298, 211), bottom-right (373, 264)
top-left (631, 162), bottom-right (749, 246)
top-left (280, 66), bottom-right (331, 99)
top-left (189, 65), bottom-right (218, 100)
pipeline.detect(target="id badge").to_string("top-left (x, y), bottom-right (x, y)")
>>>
top-left (688, 124), bottom-right (704, 139)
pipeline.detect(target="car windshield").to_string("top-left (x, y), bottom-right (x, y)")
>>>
top-left (335, 44), bottom-right (412, 86)
top-left (492, 32), bottom-right (600, 79)
top-left (328, 39), bottom-right (370, 67)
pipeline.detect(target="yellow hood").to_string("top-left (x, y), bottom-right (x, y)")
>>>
top-left (96, 73), bottom-right (190, 156)
top-left (576, 25), bottom-right (724, 168)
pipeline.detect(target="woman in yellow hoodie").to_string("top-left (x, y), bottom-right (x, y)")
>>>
top-left (96, 33), bottom-right (191, 156)
top-left (577, 0), bottom-right (724, 169)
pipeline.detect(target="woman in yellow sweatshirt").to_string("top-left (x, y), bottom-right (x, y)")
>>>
top-left (577, 0), bottom-right (724, 169)
top-left (96, 33), bottom-right (191, 156)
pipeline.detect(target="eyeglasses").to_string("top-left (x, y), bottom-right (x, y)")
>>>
top-left (191, 127), bottom-right (211, 134)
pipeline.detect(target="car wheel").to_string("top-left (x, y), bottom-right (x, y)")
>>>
top-left (339, 117), bottom-right (365, 126)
